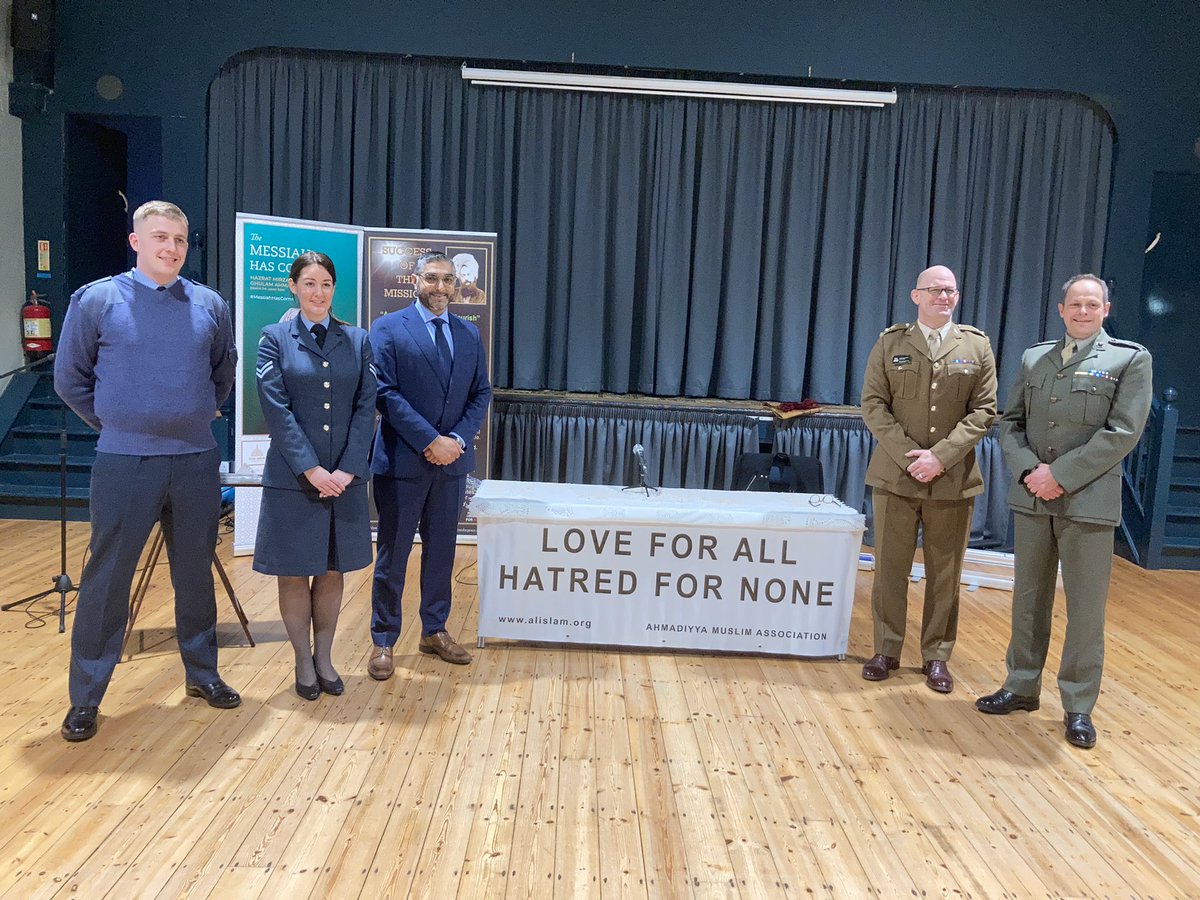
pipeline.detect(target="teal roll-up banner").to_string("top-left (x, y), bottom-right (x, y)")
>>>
top-left (234, 214), bottom-right (362, 472)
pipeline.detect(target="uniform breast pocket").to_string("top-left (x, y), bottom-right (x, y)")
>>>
top-left (1024, 372), bottom-right (1048, 405)
top-left (1068, 376), bottom-right (1116, 426)
top-left (950, 364), bottom-right (980, 400)
top-left (887, 365), bottom-right (918, 400)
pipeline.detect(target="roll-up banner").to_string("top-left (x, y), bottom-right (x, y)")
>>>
top-left (363, 229), bottom-right (495, 537)
top-left (231, 213), bottom-right (364, 554)
top-left (235, 214), bottom-right (364, 471)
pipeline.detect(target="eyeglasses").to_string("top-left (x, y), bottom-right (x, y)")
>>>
top-left (419, 273), bottom-right (457, 287)
top-left (915, 287), bottom-right (960, 298)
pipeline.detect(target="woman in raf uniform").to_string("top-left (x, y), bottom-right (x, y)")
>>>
top-left (254, 252), bottom-right (376, 699)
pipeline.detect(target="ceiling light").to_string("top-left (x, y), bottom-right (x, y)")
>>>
top-left (462, 66), bottom-right (897, 108)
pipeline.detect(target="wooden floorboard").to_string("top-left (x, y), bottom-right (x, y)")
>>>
top-left (0, 518), bottom-right (1197, 899)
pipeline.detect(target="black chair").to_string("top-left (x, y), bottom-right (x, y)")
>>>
top-left (731, 452), bottom-right (824, 493)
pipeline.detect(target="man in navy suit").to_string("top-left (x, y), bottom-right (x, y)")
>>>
top-left (367, 251), bottom-right (492, 677)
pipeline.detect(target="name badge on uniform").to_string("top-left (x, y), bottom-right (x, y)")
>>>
top-left (891, 354), bottom-right (912, 366)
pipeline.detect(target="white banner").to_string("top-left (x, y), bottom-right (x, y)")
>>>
top-left (473, 482), bottom-right (864, 657)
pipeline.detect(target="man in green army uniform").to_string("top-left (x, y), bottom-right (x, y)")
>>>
top-left (976, 274), bottom-right (1152, 750)
top-left (861, 265), bottom-right (998, 693)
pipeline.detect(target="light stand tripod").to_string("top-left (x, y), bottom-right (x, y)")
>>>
top-left (1, 353), bottom-right (77, 632)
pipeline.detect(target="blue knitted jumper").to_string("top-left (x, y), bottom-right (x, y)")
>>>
top-left (54, 270), bottom-right (237, 455)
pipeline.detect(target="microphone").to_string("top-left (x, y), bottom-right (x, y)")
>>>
top-left (632, 443), bottom-right (647, 478)
top-left (625, 442), bottom-right (657, 495)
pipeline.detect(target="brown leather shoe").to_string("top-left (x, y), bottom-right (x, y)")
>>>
top-left (862, 653), bottom-right (899, 681)
top-left (922, 660), bottom-right (954, 693)
top-left (367, 645), bottom-right (394, 681)
top-left (419, 631), bottom-right (472, 665)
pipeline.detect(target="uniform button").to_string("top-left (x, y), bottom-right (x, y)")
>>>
top-left (930, 405), bottom-right (937, 412)
top-left (1056, 373), bottom-right (1065, 379)
top-left (1048, 421), bottom-right (1056, 427)
top-left (323, 424), bottom-right (330, 432)
top-left (929, 426), bottom-right (936, 433)
top-left (324, 402), bottom-right (331, 410)
top-left (1050, 396), bottom-right (1058, 403)
top-left (323, 361), bottom-right (330, 368)
top-left (931, 382), bottom-right (938, 390)
top-left (933, 362), bottom-right (942, 370)
top-left (324, 381), bottom-right (331, 388)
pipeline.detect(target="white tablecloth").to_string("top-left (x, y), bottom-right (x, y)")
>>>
top-left (470, 480), bottom-right (865, 657)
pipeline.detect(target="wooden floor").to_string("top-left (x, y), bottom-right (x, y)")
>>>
top-left (0, 520), bottom-right (1197, 899)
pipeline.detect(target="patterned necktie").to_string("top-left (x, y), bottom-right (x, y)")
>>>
top-left (1061, 340), bottom-right (1076, 366)
top-left (311, 323), bottom-right (327, 349)
top-left (431, 318), bottom-right (452, 380)
top-left (927, 329), bottom-right (941, 358)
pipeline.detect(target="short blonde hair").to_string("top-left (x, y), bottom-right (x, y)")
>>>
top-left (132, 200), bottom-right (189, 231)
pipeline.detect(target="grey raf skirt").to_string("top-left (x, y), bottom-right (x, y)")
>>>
top-left (252, 481), bottom-right (373, 576)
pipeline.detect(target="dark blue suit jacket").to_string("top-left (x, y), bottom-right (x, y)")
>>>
top-left (256, 317), bottom-right (377, 490)
top-left (368, 303), bottom-right (491, 478)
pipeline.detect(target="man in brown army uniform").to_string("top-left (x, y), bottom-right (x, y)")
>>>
top-left (861, 265), bottom-right (998, 692)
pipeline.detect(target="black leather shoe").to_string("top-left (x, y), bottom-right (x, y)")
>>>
top-left (61, 706), bottom-right (99, 742)
top-left (316, 671), bottom-right (344, 696)
top-left (295, 677), bottom-right (320, 701)
top-left (862, 654), bottom-right (900, 681)
top-left (185, 679), bottom-right (242, 709)
top-left (1064, 713), bottom-right (1097, 749)
top-left (975, 688), bottom-right (1040, 715)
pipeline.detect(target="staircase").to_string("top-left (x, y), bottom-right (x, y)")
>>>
top-left (1161, 424), bottom-right (1200, 567)
top-left (0, 372), bottom-right (94, 521)
top-left (1120, 389), bottom-right (1200, 570)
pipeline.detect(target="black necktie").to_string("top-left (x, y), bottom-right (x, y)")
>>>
top-left (432, 318), bottom-right (451, 380)
top-left (311, 323), bottom-right (327, 348)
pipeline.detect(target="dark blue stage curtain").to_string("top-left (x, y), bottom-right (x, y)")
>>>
top-left (492, 396), bottom-right (760, 490)
top-left (208, 50), bottom-right (1113, 405)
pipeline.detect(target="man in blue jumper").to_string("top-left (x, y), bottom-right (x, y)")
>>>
top-left (54, 200), bottom-right (241, 742)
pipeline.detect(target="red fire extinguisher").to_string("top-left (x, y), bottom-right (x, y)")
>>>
top-left (22, 291), bottom-right (53, 358)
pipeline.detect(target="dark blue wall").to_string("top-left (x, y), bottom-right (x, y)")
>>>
top-left (21, 0), bottom-right (1200, 354)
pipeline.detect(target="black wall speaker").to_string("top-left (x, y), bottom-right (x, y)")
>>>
top-left (11, 0), bottom-right (55, 53)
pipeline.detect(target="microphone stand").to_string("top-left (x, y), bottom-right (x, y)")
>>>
top-left (622, 444), bottom-right (660, 497)
top-left (1, 353), bottom-right (77, 632)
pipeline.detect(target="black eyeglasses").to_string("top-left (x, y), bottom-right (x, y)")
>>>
top-left (915, 287), bottom-right (960, 298)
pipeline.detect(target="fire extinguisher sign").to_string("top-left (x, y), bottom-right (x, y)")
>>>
top-left (37, 240), bottom-right (50, 272)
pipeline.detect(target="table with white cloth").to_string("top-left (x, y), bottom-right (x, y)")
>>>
top-left (470, 480), bottom-right (866, 657)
